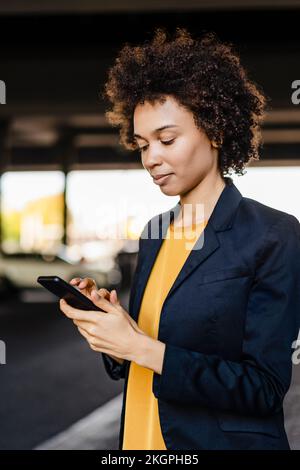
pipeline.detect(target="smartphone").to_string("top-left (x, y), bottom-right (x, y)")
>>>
top-left (37, 275), bottom-right (104, 311)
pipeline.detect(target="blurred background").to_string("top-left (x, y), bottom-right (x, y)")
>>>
top-left (0, 0), bottom-right (300, 450)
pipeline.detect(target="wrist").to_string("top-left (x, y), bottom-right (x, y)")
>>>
top-left (132, 333), bottom-right (166, 375)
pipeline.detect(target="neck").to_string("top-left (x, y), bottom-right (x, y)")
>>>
top-left (177, 171), bottom-right (226, 226)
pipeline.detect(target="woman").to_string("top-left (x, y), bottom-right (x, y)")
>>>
top-left (60, 28), bottom-right (300, 450)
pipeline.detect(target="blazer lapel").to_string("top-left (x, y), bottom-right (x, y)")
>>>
top-left (131, 177), bottom-right (243, 323)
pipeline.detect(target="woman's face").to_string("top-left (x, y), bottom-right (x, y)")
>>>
top-left (133, 95), bottom-right (220, 197)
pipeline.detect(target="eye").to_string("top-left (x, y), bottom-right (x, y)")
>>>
top-left (138, 139), bottom-right (174, 153)
top-left (138, 145), bottom-right (148, 153)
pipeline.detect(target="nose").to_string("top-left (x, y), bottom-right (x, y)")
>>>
top-left (142, 143), bottom-right (164, 171)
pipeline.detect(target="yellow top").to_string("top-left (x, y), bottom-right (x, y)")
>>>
top-left (122, 217), bottom-right (208, 450)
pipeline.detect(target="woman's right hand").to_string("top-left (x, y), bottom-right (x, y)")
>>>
top-left (69, 277), bottom-right (124, 364)
top-left (69, 277), bottom-right (107, 301)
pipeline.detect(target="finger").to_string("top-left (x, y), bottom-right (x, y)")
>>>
top-left (77, 326), bottom-right (113, 354)
top-left (90, 290), bottom-right (118, 313)
top-left (73, 319), bottom-right (97, 335)
top-left (110, 289), bottom-right (116, 303)
top-left (73, 318), bottom-right (94, 329)
top-left (59, 299), bottom-right (101, 321)
top-left (77, 325), bottom-right (91, 341)
top-left (77, 326), bottom-right (100, 350)
top-left (70, 277), bottom-right (81, 285)
top-left (78, 277), bottom-right (95, 289)
top-left (98, 288), bottom-right (110, 300)
top-left (110, 289), bottom-right (121, 305)
top-left (78, 278), bottom-right (88, 288)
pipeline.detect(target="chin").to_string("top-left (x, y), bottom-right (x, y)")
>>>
top-left (160, 186), bottom-right (180, 197)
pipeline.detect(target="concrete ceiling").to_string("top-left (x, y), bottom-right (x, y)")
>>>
top-left (0, 6), bottom-right (299, 168)
top-left (0, 0), bottom-right (299, 15)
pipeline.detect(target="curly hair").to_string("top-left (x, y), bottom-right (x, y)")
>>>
top-left (102, 27), bottom-right (268, 176)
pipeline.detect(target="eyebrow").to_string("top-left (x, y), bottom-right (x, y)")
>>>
top-left (133, 125), bottom-right (179, 140)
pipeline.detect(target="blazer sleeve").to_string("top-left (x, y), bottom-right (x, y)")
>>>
top-left (101, 234), bottom-right (144, 381)
top-left (101, 353), bottom-right (128, 381)
top-left (152, 215), bottom-right (300, 417)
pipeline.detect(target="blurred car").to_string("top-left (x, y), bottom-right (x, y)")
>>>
top-left (0, 252), bottom-right (121, 292)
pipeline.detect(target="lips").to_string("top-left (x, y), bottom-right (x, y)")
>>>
top-left (152, 173), bottom-right (173, 185)
top-left (152, 173), bottom-right (173, 180)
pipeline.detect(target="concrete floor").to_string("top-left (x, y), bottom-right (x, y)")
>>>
top-left (0, 289), bottom-right (125, 450)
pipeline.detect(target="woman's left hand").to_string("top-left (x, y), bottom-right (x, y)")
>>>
top-left (59, 289), bottom-right (146, 362)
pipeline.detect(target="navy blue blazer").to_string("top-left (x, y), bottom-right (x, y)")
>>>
top-left (102, 176), bottom-right (300, 450)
